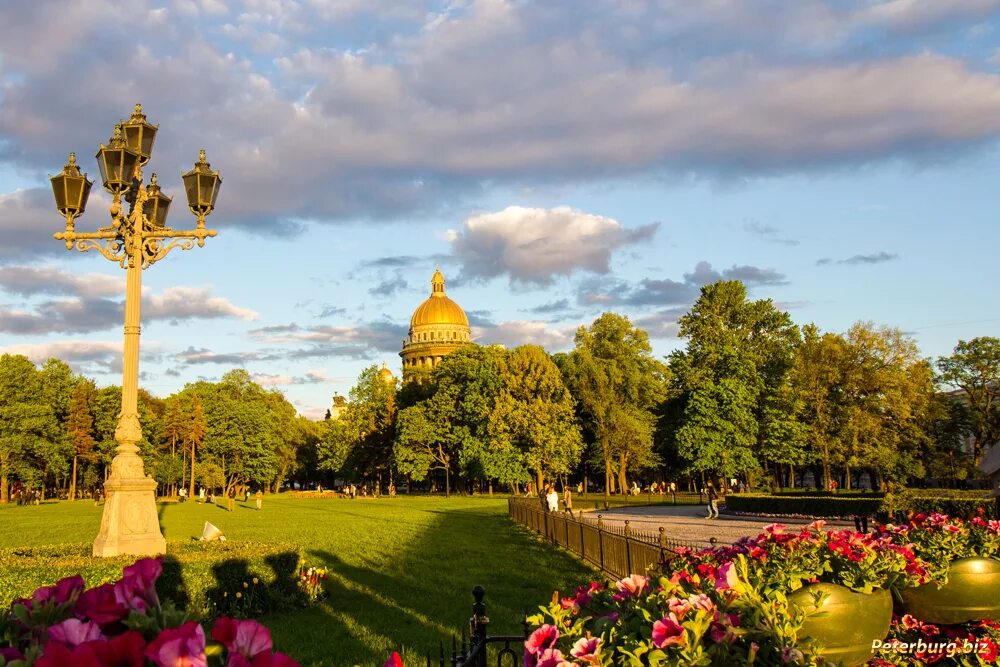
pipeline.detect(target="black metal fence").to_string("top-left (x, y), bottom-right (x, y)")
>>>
top-left (508, 497), bottom-right (705, 580)
top-left (426, 586), bottom-right (526, 667)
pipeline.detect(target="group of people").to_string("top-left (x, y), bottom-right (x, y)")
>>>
top-left (541, 483), bottom-right (573, 514)
top-left (176, 486), bottom-right (264, 511)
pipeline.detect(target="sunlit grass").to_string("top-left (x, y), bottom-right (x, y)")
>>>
top-left (0, 495), bottom-right (597, 666)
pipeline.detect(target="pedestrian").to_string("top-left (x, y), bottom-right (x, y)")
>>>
top-left (179, 487), bottom-right (187, 503)
top-left (706, 481), bottom-right (719, 519)
top-left (670, 481), bottom-right (677, 505)
top-left (853, 513), bottom-right (869, 533)
top-left (562, 485), bottom-right (573, 515)
top-left (255, 489), bottom-right (263, 511)
top-left (227, 487), bottom-right (235, 512)
top-left (545, 484), bottom-right (559, 512)
top-left (198, 486), bottom-right (205, 503)
top-left (576, 481), bottom-right (583, 495)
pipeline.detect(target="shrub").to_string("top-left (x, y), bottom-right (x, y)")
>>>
top-left (724, 494), bottom-right (883, 518)
top-left (0, 541), bottom-right (307, 619)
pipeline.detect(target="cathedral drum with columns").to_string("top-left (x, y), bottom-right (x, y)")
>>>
top-left (400, 269), bottom-right (470, 381)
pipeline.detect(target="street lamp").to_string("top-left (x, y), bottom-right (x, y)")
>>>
top-left (50, 103), bottom-right (222, 557)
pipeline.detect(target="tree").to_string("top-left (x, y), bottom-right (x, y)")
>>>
top-left (669, 281), bottom-right (799, 487)
top-left (561, 313), bottom-right (667, 494)
top-left (187, 394), bottom-right (206, 498)
top-left (936, 337), bottom-right (1000, 466)
top-left (66, 380), bottom-right (96, 501)
top-left (163, 397), bottom-right (186, 495)
top-left (395, 398), bottom-right (457, 495)
top-left (0, 355), bottom-right (61, 503)
top-left (923, 392), bottom-right (975, 484)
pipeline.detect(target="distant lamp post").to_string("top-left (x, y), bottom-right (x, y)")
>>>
top-left (50, 103), bottom-right (222, 557)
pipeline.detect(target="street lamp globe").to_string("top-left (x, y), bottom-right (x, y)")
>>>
top-left (182, 149), bottom-right (222, 218)
top-left (95, 125), bottom-right (141, 195)
top-left (50, 152), bottom-right (93, 219)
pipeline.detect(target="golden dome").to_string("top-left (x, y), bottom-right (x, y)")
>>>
top-left (379, 362), bottom-right (394, 383)
top-left (409, 269), bottom-right (469, 328)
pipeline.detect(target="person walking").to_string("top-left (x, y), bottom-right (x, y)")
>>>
top-left (562, 485), bottom-right (573, 515)
top-left (227, 487), bottom-right (235, 512)
top-left (706, 481), bottom-right (719, 519)
top-left (545, 484), bottom-right (559, 513)
top-left (255, 489), bottom-right (263, 510)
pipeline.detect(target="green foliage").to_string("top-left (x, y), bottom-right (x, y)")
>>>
top-left (0, 540), bottom-right (305, 618)
top-left (936, 336), bottom-right (1000, 465)
top-left (725, 493), bottom-right (883, 518)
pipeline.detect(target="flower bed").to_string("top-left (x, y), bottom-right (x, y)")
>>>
top-left (522, 515), bottom-right (1000, 666)
top-left (0, 557), bottom-right (301, 666)
top-left (0, 541), bottom-right (309, 619)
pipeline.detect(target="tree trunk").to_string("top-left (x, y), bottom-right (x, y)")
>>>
top-left (1, 474), bottom-right (7, 504)
top-left (604, 456), bottom-right (613, 496)
top-left (789, 464), bottom-right (795, 489)
top-left (845, 463), bottom-right (851, 490)
top-left (616, 453), bottom-right (628, 495)
top-left (189, 441), bottom-right (196, 499)
top-left (535, 469), bottom-right (544, 496)
top-left (70, 455), bottom-right (78, 502)
top-left (445, 465), bottom-right (450, 498)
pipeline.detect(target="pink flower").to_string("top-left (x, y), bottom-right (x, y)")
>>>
top-left (570, 636), bottom-right (600, 660)
top-left (48, 618), bottom-right (106, 647)
top-left (144, 621), bottom-right (207, 667)
top-left (211, 618), bottom-right (273, 660)
top-left (667, 597), bottom-right (691, 619)
top-left (652, 614), bottom-right (685, 648)
top-left (687, 594), bottom-right (715, 613)
top-left (614, 574), bottom-right (648, 598)
top-left (715, 562), bottom-right (739, 591)
top-left (524, 625), bottom-right (559, 658)
top-left (250, 653), bottom-right (300, 667)
top-left (383, 652), bottom-right (403, 667)
top-left (534, 648), bottom-right (570, 667)
top-left (781, 647), bottom-right (804, 663)
top-left (18, 575), bottom-right (85, 611)
top-left (88, 631), bottom-right (147, 667)
top-left (900, 614), bottom-right (922, 631)
top-left (0, 648), bottom-right (25, 663)
top-left (76, 582), bottom-right (131, 627)
top-left (35, 641), bottom-right (101, 667)
top-left (114, 558), bottom-right (162, 613)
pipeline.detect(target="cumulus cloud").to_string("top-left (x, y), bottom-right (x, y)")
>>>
top-left (253, 368), bottom-right (330, 386)
top-left (248, 319), bottom-right (407, 358)
top-left (145, 286), bottom-right (259, 321)
top-left (816, 251), bottom-right (899, 265)
top-left (449, 206), bottom-right (657, 285)
top-left (0, 339), bottom-right (164, 375)
top-left (3, 2), bottom-right (1000, 231)
top-left (472, 320), bottom-right (576, 351)
top-left (0, 265), bottom-right (124, 298)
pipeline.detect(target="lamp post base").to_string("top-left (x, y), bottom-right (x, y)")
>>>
top-left (93, 475), bottom-right (166, 557)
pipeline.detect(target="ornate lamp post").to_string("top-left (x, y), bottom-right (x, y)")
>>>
top-left (49, 104), bottom-right (222, 556)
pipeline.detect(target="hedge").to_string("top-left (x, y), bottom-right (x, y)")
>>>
top-left (0, 540), bottom-right (306, 618)
top-left (725, 492), bottom-right (997, 520)
top-left (723, 494), bottom-right (883, 518)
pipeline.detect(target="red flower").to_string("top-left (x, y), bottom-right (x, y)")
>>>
top-left (114, 558), bottom-right (162, 613)
top-left (978, 639), bottom-right (999, 662)
top-left (211, 618), bottom-right (273, 660)
top-left (524, 625), bottom-right (559, 656)
top-left (144, 621), bottom-right (207, 667)
top-left (76, 582), bottom-right (131, 627)
top-left (0, 648), bottom-right (25, 663)
top-left (651, 614), bottom-right (685, 649)
top-left (382, 652), bottom-right (403, 667)
top-left (35, 641), bottom-right (102, 667)
top-left (89, 632), bottom-right (147, 667)
top-left (250, 652), bottom-right (300, 667)
top-left (17, 575), bottom-right (85, 612)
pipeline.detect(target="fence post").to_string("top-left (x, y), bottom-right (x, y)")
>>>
top-left (580, 518), bottom-right (586, 560)
top-left (470, 585), bottom-right (488, 667)
top-left (597, 514), bottom-right (605, 571)
top-left (624, 520), bottom-right (632, 575)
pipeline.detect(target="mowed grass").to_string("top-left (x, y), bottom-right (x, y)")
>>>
top-left (0, 495), bottom-right (597, 666)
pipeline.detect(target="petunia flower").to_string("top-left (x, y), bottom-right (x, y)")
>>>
top-left (715, 561), bottom-right (740, 591)
top-left (524, 625), bottom-right (559, 656)
top-left (211, 618), bottom-right (273, 660)
top-left (144, 621), bottom-right (207, 667)
top-left (249, 652), bottom-right (300, 667)
top-left (76, 582), bottom-right (131, 627)
top-left (48, 618), bottom-right (106, 647)
top-left (569, 637), bottom-right (600, 663)
top-left (382, 652), bottom-right (403, 667)
top-left (651, 614), bottom-right (685, 649)
top-left (614, 574), bottom-right (648, 599)
top-left (114, 558), bottom-right (162, 613)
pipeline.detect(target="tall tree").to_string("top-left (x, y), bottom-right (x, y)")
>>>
top-left (560, 313), bottom-right (667, 494)
top-left (163, 397), bottom-right (186, 495)
top-left (187, 393), bottom-right (206, 498)
top-left (66, 380), bottom-right (96, 501)
top-left (936, 337), bottom-right (1000, 465)
top-left (669, 281), bottom-right (799, 486)
top-left (0, 355), bottom-right (61, 503)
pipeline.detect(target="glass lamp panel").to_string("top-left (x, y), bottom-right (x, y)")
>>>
top-left (140, 125), bottom-right (157, 160)
top-left (144, 192), bottom-right (172, 227)
top-left (95, 149), bottom-right (110, 189)
top-left (208, 173), bottom-right (222, 209)
top-left (183, 171), bottom-right (200, 210)
top-left (51, 177), bottom-right (68, 213)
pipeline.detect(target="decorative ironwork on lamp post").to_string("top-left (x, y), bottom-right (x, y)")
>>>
top-left (50, 104), bottom-right (222, 556)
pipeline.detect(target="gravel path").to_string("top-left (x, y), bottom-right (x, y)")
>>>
top-left (585, 504), bottom-right (856, 547)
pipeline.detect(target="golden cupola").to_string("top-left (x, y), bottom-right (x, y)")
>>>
top-left (400, 269), bottom-right (471, 381)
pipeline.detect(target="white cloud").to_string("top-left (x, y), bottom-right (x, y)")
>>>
top-left (473, 319), bottom-right (576, 351)
top-left (145, 286), bottom-right (259, 321)
top-left (0, 265), bottom-right (124, 298)
top-left (449, 206), bottom-right (657, 285)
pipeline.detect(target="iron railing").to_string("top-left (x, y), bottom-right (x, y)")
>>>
top-left (508, 497), bottom-right (706, 579)
top-left (426, 586), bottom-right (526, 667)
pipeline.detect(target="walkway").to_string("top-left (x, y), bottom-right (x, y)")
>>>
top-left (587, 504), bottom-right (856, 547)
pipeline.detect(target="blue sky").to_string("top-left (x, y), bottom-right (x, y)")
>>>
top-left (1, 0), bottom-right (999, 418)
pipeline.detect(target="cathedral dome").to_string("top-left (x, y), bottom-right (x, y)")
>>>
top-left (409, 269), bottom-right (469, 328)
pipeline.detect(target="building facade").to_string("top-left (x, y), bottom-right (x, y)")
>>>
top-left (399, 269), bottom-right (471, 381)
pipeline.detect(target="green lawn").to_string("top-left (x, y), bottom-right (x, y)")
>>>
top-left (0, 495), bottom-right (597, 666)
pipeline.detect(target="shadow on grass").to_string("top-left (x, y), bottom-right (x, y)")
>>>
top-left (261, 504), bottom-right (595, 666)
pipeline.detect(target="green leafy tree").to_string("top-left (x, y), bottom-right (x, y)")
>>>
top-left (325, 366), bottom-right (399, 485)
top-left (936, 337), bottom-right (1000, 466)
top-left (560, 313), bottom-right (667, 494)
top-left (187, 393), bottom-right (207, 498)
top-left (923, 392), bottom-right (975, 484)
top-left (669, 281), bottom-right (799, 487)
top-left (0, 355), bottom-right (61, 502)
top-left (66, 380), bottom-right (97, 501)
top-left (163, 397), bottom-right (186, 494)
